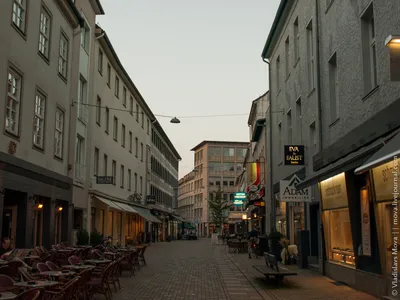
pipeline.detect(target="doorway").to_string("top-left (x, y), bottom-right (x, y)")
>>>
top-left (2, 206), bottom-right (17, 249)
top-left (33, 208), bottom-right (44, 247)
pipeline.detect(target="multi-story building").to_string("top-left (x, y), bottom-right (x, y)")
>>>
top-left (0, 0), bottom-right (86, 249)
top-left (262, 0), bottom-right (400, 297)
top-left (190, 141), bottom-right (248, 237)
top-left (178, 171), bottom-right (195, 224)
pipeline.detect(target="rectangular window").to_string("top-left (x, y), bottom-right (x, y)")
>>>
top-left (112, 160), bottom-right (116, 185)
top-left (294, 17), bottom-right (299, 62)
top-left (129, 96), bottom-right (133, 115)
top-left (223, 148), bottom-right (235, 157)
top-left (54, 108), bottom-right (64, 158)
top-left (136, 104), bottom-right (139, 122)
top-left (5, 69), bottom-right (22, 135)
top-left (140, 176), bottom-right (143, 194)
top-left (122, 87), bottom-right (127, 107)
top-left (307, 20), bottom-right (315, 91)
top-left (296, 98), bottom-right (302, 142)
top-left (121, 124), bottom-right (126, 147)
top-left (12, 0), bottom-right (27, 33)
top-left (115, 76), bottom-right (119, 98)
top-left (113, 117), bottom-right (118, 141)
top-left (75, 135), bottom-right (85, 181)
top-left (329, 53), bottom-right (339, 122)
top-left (128, 169), bottom-right (132, 191)
top-left (39, 7), bottom-right (51, 59)
top-left (276, 56), bottom-right (280, 92)
top-left (94, 147), bottom-right (99, 176)
top-left (58, 33), bottom-right (68, 79)
top-left (105, 107), bottom-right (110, 133)
top-left (129, 131), bottom-right (132, 152)
top-left (134, 173), bottom-right (138, 192)
top-left (285, 37), bottom-right (290, 77)
top-left (140, 143), bottom-right (144, 161)
top-left (120, 165), bottom-right (124, 188)
top-left (278, 122), bottom-right (282, 163)
top-left (33, 91), bottom-right (46, 149)
top-left (287, 111), bottom-right (292, 144)
top-left (361, 3), bottom-right (377, 93)
top-left (309, 122), bottom-right (317, 161)
top-left (147, 119), bottom-right (150, 135)
top-left (135, 138), bottom-right (138, 157)
top-left (103, 154), bottom-right (108, 175)
top-left (141, 111), bottom-right (144, 128)
top-left (107, 64), bottom-right (111, 87)
top-left (98, 48), bottom-right (103, 74)
top-left (96, 96), bottom-right (101, 125)
top-left (77, 76), bottom-right (88, 122)
top-left (80, 22), bottom-right (90, 52)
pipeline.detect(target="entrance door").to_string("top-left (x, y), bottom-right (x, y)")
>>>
top-left (54, 211), bottom-right (62, 244)
top-left (383, 204), bottom-right (399, 294)
top-left (2, 206), bottom-right (17, 249)
top-left (33, 209), bottom-right (44, 247)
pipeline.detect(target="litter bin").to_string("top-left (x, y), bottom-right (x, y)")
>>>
top-left (258, 235), bottom-right (269, 256)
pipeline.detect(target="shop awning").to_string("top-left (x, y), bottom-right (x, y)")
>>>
top-left (113, 202), bottom-right (139, 214)
top-left (133, 207), bottom-right (162, 223)
top-left (172, 215), bottom-right (185, 222)
top-left (94, 196), bottom-right (122, 211)
top-left (296, 132), bottom-right (395, 190)
top-left (354, 131), bottom-right (400, 175)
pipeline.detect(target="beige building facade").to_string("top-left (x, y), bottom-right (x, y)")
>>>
top-left (178, 171), bottom-right (195, 225)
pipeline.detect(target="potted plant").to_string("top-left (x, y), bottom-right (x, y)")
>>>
top-left (89, 229), bottom-right (104, 247)
top-left (267, 231), bottom-right (283, 261)
top-left (76, 228), bottom-right (90, 246)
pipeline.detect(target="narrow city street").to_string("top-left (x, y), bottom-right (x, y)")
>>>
top-left (112, 239), bottom-right (378, 300)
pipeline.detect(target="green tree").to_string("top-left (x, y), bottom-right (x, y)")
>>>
top-left (208, 188), bottom-right (231, 233)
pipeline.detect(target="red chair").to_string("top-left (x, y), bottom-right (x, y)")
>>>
top-left (45, 261), bottom-right (60, 271)
top-left (16, 287), bottom-right (44, 300)
top-left (0, 274), bottom-right (19, 293)
top-left (36, 263), bottom-right (50, 273)
top-left (68, 255), bottom-right (83, 265)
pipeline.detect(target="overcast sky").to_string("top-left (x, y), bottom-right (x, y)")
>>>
top-left (97, 0), bottom-right (280, 177)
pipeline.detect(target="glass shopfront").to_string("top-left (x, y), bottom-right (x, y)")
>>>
top-left (320, 173), bottom-right (355, 266)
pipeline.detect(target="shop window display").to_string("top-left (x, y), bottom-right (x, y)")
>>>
top-left (324, 208), bottom-right (355, 266)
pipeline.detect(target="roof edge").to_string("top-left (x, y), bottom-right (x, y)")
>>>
top-left (191, 140), bottom-right (249, 151)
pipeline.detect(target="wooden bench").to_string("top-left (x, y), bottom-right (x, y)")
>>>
top-left (253, 252), bottom-right (297, 281)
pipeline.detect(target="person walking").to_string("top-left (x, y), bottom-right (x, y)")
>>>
top-left (247, 227), bottom-right (260, 259)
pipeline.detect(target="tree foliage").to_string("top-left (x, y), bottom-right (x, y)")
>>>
top-left (208, 188), bottom-right (231, 231)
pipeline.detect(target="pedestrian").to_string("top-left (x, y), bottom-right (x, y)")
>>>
top-left (247, 227), bottom-right (260, 259)
top-left (0, 237), bottom-right (13, 259)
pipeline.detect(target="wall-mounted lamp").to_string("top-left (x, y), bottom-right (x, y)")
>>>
top-left (385, 35), bottom-right (400, 81)
top-left (385, 35), bottom-right (400, 47)
top-left (57, 206), bottom-right (63, 212)
top-left (37, 204), bottom-right (43, 209)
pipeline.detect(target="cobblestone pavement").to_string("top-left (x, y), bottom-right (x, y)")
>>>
top-left (225, 247), bottom-right (379, 300)
top-left (111, 239), bottom-right (263, 300)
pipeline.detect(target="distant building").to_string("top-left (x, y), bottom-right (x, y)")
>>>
top-left (178, 171), bottom-right (196, 225)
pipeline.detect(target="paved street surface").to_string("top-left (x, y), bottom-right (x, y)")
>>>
top-left (111, 239), bottom-right (378, 300)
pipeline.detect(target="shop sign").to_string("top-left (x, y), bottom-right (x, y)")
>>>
top-left (284, 145), bottom-right (305, 165)
top-left (146, 195), bottom-right (156, 204)
top-left (246, 163), bottom-right (261, 193)
top-left (320, 173), bottom-right (348, 210)
top-left (233, 192), bottom-right (246, 205)
top-left (96, 176), bottom-right (114, 184)
top-left (279, 175), bottom-right (311, 202)
top-left (372, 158), bottom-right (400, 201)
top-left (360, 188), bottom-right (371, 256)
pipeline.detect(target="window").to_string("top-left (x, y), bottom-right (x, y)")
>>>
top-left (276, 56), bottom-right (280, 92)
top-left (113, 117), bottom-right (118, 141)
top-left (103, 154), bottom-right (108, 175)
top-left (309, 121), bottom-right (317, 161)
top-left (140, 176), bottom-right (143, 194)
top-left (121, 124), bottom-right (126, 147)
top-left (147, 119), bottom-right (150, 135)
top-left (129, 96), bottom-right (133, 115)
top-left (80, 22), bottom-right (90, 52)
top-left (77, 76), bottom-right (88, 122)
top-left (115, 76), bottom-right (119, 98)
top-left (307, 20), bottom-right (315, 91)
top-left (287, 111), bottom-right (292, 144)
top-left (33, 91), bottom-right (46, 149)
top-left (54, 108), bottom-right (64, 158)
top-left (96, 96), bottom-right (101, 125)
top-left (75, 135), bottom-right (85, 181)
top-left (112, 160), bottom-right (116, 185)
top-left (120, 165), bottom-right (124, 188)
top-left (208, 147), bottom-right (221, 157)
top-left (5, 69), bottom-right (22, 135)
top-left (128, 169), bottom-right (132, 191)
top-left (361, 3), bottom-right (377, 93)
top-left (94, 148), bottom-right (99, 176)
top-left (58, 33), bottom-right (68, 78)
top-left (12, 0), bottom-right (27, 33)
top-left (140, 143), bottom-right (144, 161)
top-left (328, 53), bottom-right (339, 122)
top-left (135, 138), bottom-right (138, 157)
top-left (38, 7), bottom-right (51, 59)
top-left (136, 104), bottom-right (139, 122)
top-left (285, 37), bottom-right (290, 77)
top-left (129, 131), bottom-right (132, 152)
top-left (236, 148), bottom-right (247, 157)
top-left (122, 87), bottom-right (127, 107)
top-left (294, 17), bottom-right (299, 62)
top-left (141, 111), bottom-right (144, 128)
top-left (98, 49), bottom-right (103, 74)
top-left (223, 148), bottom-right (234, 157)
top-left (296, 98), bottom-right (302, 142)
top-left (278, 122), bottom-right (282, 162)
top-left (107, 64), bottom-right (111, 87)
top-left (105, 107), bottom-right (110, 133)
top-left (134, 173), bottom-right (138, 192)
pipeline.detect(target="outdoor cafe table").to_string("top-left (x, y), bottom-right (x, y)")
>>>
top-left (14, 280), bottom-right (59, 289)
top-left (84, 259), bottom-right (111, 265)
top-left (62, 265), bottom-right (95, 271)
top-left (40, 270), bottom-right (75, 280)
top-left (0, 260), bottom-right (7, 265)
top-left (0, 291), bottom-right (17, 300)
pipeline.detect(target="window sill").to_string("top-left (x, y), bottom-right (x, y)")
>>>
top-left (96, 121), bottom-right (101, 127)
top-left (38, 51), bottom-right (50, 65)
top-left (135, 155), bottom-right (138, 158)
top-left (362, 85), bottom-right (379, 102)
top-left (113, 138), bottom-right (118, 142)
top-left (129, 150), bottom-right (132, 153)
top-left (107, 83), bottom-right (111, 89)
top-left (105, 130), bottom-right (109, 135)
top-left (278, 162), bottom-right (283, 166)
top-left (329, 118), bottom-right (340, 128)
top-left (4, 130), bottom-right (20, 141)
top-left (32, 144), bottom-right (44, 154)
top-left (12, 23), bottom-right (27, 40)
top-left (122, 145), bottom-right (125, 148)
top-left (308, 88), bottom-right (316, 98)
top-left (54, 155), bottom-right (63, 162)
top-left (285, 73), bottom-right (291, 82)
top-left (58, 73), bottom-right (67, 84)
top-left (98, 70), bottom-right (103, 76)
top-left (293, 57), bottom-right (300, 68)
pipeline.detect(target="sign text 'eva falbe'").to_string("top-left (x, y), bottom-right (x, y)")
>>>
top-left (284, 145), bottom-right (305, 166)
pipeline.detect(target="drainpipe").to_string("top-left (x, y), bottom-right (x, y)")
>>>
top-left (315, 0), bottom-right (325, 276)
top-left (262, 57), bottom-right (274, 234)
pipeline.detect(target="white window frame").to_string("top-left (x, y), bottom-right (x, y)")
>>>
top-left (54, 107), bottom-right (64, 158)
top-left (33, 91), bottom-right (46, 149)
top-left (58, 32), bottom-right (68, 79)
top-left (77, 76), bottom-right (88, 122)
top-left (12, 0), bottom-right (26, 33)
top-left (39, 7), bottom-right (51, 59)
top-left (80, 21), bottom-right (90, 52)
top-left (5, 69), bottom-right (22, 136)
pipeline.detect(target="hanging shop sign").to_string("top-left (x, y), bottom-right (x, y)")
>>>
top-left (279, 175), bottom-right (311, 202)
top-left (372, 158), bottom-right (400, 201)
top-left (96, 176), bottom-right (114, 184)
top-left (320, 173), bottom-right (348, 210)
top-left (246, 162), bottom-right (261, 193)
top-left (284, 145), bottom-right (305, 166)
top-left (360, 188), bottom-right (371, 256)
top-left (233, 192), bottom-right (246, 205)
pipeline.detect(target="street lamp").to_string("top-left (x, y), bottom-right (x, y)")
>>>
top-left (385, 35), bottom-right (400, 46)
top-left (170, 117), bottom-right (181, 124)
